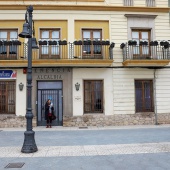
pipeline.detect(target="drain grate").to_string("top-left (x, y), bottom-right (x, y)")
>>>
top-left (79, 127), bottom-right (88, 129)
top-left (5, 163), bottom-right (25, 169)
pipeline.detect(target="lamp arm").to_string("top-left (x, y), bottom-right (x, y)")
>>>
top-left (25, 12), bottom-right (28, 23)
top-left (32, 20), bottom-right (35, 37)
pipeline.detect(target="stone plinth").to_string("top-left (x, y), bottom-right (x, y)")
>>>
top-left (0, 115), bottom-right (37, 128)
top-left (63, 113), bottom-right (170, 127)
top-left (0, 113), bottom-right (170, 128)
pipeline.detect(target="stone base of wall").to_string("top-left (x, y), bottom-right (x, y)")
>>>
top-left (0, 113), bottom-right (170, 128)
top-left (157, 113), bottom-right (170, 124)
top-left (0, 115), bottom-right (37, 128)
top-left (63, 113), bottom-right (170, 127)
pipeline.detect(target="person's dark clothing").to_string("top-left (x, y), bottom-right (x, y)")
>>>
top-left (45, 103), bottom-right (50, 120)
top-left (47, 116), bottom-right (52, 125)
top-left (45, 102), bottom-right (54, 126)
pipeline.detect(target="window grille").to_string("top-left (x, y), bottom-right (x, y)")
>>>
top-left (23, 43), bottom-right (28, 59)
top-left (146, 0), bottom-right (155, 7)
top-left (0, 81), bottom-right (16, 114)
top-left (135, 80), bottom-right (154, 112)
top-left (124, 0), bottom-right (134, 6)
top-left (84, 80), bottom-right (103, 113)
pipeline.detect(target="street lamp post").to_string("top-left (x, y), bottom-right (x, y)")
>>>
top-left (19, 5), bottom-right (38, 153)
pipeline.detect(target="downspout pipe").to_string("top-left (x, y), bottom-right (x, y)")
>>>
top-left (154, 69), bottom-right (158, 125)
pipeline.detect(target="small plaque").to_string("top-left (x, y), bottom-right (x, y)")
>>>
top-left (74, 96), bottom-right (81, 102)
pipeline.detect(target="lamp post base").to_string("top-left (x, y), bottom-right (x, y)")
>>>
top-left (21, 130), bottom-right (38, 153)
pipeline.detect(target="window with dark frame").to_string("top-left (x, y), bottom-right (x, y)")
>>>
top-left (0, 81), bottom-right (16, 114)
top-left (124, 0), bottom-right (134, 6)
top-left (40, 29), bottom-right (60, 59)
top-left (84, 80), bottom-right (103, 113)
top-left (0, 30), bottom-right (18, 59)
top-left (146, 0), bottom-right (155, 7)
top-left (82, 29), bottom-right (102, 59)
top-left (135, 80), bottom-right (154, 112)
top-left (132, 29), bottom-right (151, 59)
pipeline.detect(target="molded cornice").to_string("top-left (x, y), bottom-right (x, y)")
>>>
top-left (125, 14), bottom-right (158, 18)
top-left (0, 5), bottom-right (169, 13)
top-left (4, 0), bottom-right (104, 1)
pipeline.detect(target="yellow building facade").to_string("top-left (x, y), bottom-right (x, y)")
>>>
top-left (0, 0), bottom-right (170, 127)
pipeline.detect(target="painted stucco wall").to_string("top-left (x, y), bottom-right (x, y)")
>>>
top-left (113, 68), bottom-right (170, 115)
top-left (0, 0), bottom-right (168, 7)
top-left (110, 12), bottom-right (170, 64)
top-left (73, 68), bottom-right (113, 116)
top-left (16, 69), bottom-right (26, 116)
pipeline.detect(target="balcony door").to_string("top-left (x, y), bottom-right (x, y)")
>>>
top-left (132, 30), bottom-right (151, 59)
top-left (40, 29), bottom-right (60, 59)
top-left (82, 29), bottom-right (102, 59)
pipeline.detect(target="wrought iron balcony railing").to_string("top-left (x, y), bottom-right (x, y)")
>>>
top-left (0, 40), bottom-right (22, 60)
top-left (0, 40), bottom-right (114, 60)
top-left (120, 41), bottom-right (170, 61)
top-left (71, 40), bottom-right (114, 59)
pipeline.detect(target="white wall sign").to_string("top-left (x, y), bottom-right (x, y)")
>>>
top-left (74, 96), bottom-right (82, 102)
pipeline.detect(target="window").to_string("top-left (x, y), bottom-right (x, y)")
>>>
top-left (135, 80), bottom-right (154, 112)
top-left (124, 0), bottom-right (133, 6)
top-left (82, 29), bottom-right (102, 59)
top-left (0, 81), bottom-right (16, 114)
top-left (132, 30), bottom-right (151, 58)
top-left (40, 29), bottom-right (60, 59)
top-left (84, 80), bottom-right (103, 113)
top-left (146, 0), bottom-right (155, 7)
top-left (0, 30), bottom-right (18, 59)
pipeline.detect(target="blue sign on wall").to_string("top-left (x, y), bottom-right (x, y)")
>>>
top-left (0, 70), bottom-right (17, 79)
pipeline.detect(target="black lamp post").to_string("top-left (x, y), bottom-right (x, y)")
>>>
top-left (18, 5), bottom-right (38, 153)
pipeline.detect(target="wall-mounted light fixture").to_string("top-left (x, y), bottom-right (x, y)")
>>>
top-left (75, 82), bottom-right (80, 91)
top-left (19, 82), bottom-right (24, 91)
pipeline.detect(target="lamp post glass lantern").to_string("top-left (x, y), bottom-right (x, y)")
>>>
top-left (18, 5), bottom-right (38, 153)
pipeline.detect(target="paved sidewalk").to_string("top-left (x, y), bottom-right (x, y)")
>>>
top-left (1, 142), bottom-right (170, 158)
top-left (1, 124), bottom-right (170, 131)
top-left (1, 125), bottom-right (170, 170)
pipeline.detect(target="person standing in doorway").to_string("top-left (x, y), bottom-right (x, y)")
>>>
top-left (45, 99), bottom-right (54, 128)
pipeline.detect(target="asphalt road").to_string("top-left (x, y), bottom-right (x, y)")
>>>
top-left (0, 125), bottom-right (170, 170)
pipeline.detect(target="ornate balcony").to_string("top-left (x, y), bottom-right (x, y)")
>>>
top-left (121, 40), bottom-right (170, 67)
top-left (0, 40), bottom-right (115, 67)
top-left (71, 40), bottom-right (114, 60)
top-left (0, 40), bottom-right (21, 60)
